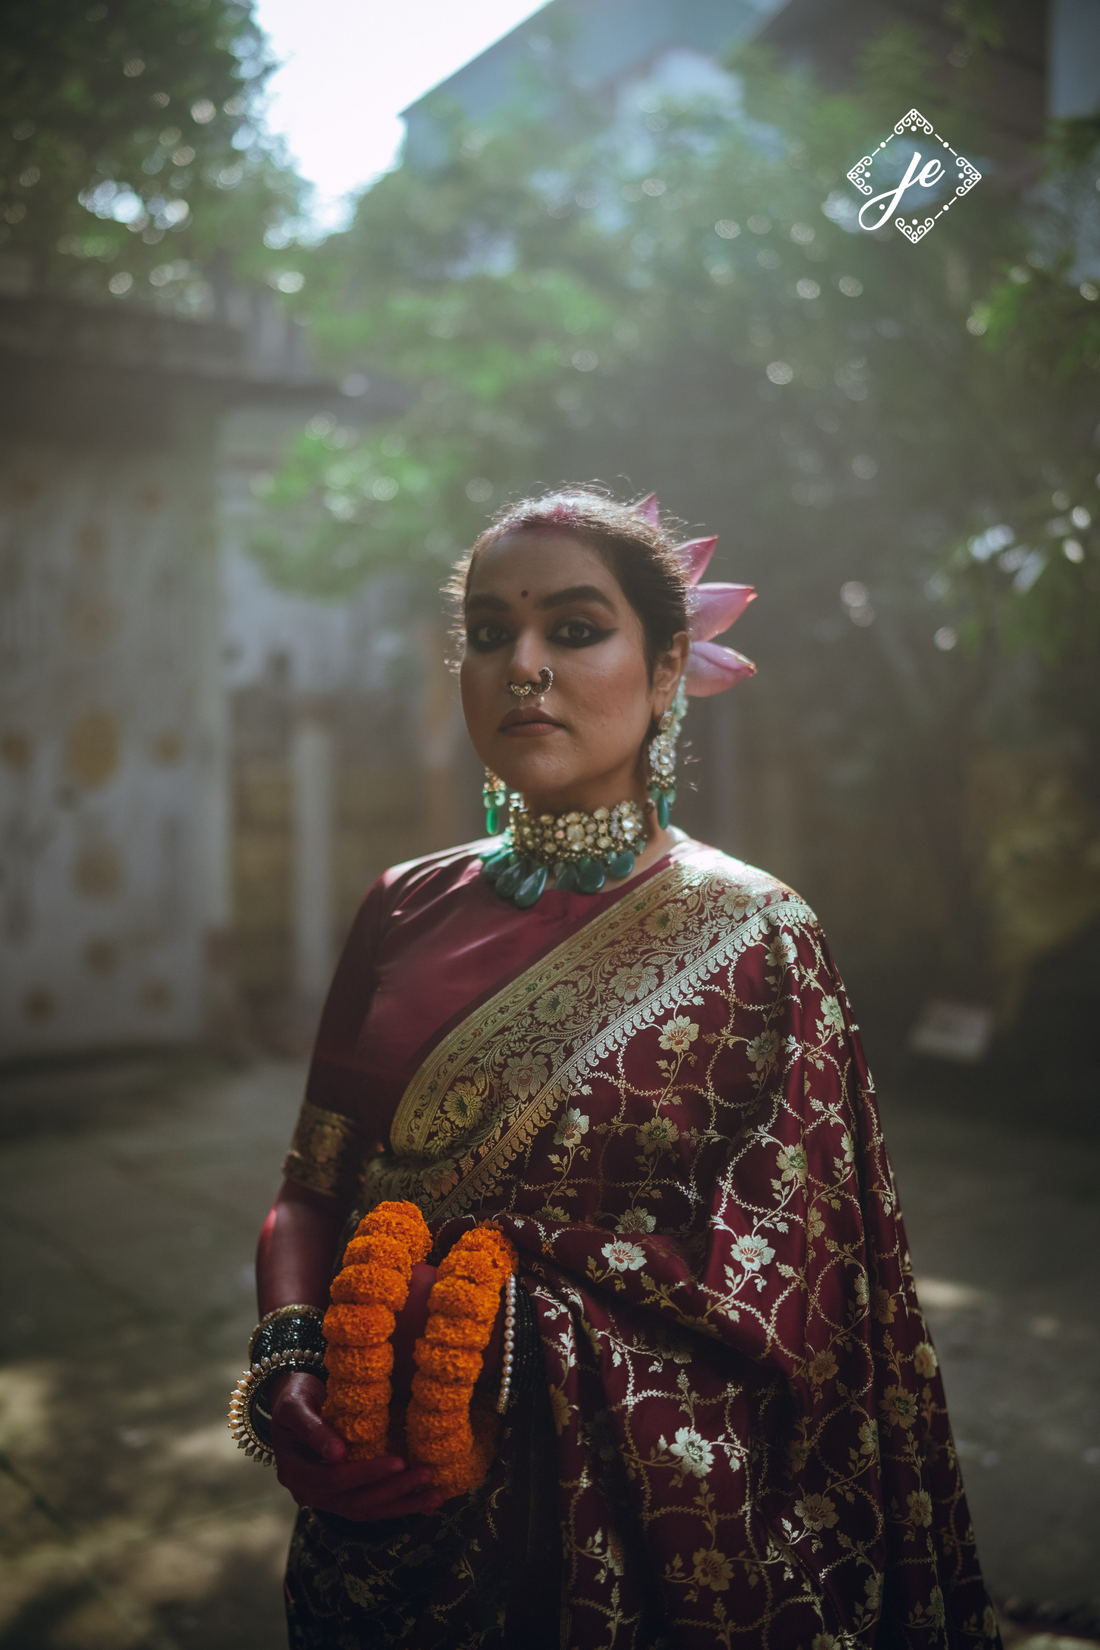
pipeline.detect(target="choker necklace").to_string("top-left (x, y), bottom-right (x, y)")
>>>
top-left (480, 797), bottom-right (648, 908)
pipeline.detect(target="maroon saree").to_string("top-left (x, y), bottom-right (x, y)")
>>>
top-left (285, 838), bottom-right (998, 1650)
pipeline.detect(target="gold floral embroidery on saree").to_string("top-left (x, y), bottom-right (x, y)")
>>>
top-left (365, 853), bottom-right (813, 1221)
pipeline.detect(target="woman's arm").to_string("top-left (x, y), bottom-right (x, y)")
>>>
top-left (256, 1180), bottom-right (444, 1521)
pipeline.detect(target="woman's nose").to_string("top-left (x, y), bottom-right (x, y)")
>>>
top-left (507, 626), bottom-right (544, 681)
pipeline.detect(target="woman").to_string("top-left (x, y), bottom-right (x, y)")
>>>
top-left (240, 491), bottom-right (999, 1648)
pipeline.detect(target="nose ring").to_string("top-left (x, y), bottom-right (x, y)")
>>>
top-left (508, 668), bottom-right (553, 702)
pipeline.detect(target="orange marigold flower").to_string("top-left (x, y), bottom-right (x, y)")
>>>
top-left (410, 1372), bottom-right (473, 1412)
top-left (428, 1276), bottom-right (498, 1321)
top-left (430, 1404), bottom-right (499, 1498)
top-left (347, 1434), bottom-right (389, 1462)
top-left (330, 1263), bottom-right (407, 1312)
top-left (324, 1342), bottom-right (393, 1382)
top-left (423, 1315), bottom-right (487, 1350)
top-left (342, 1232), bottom-right (415, 1277)
top-left (339, 1410), bottom-right (391, 1446)
top-left (445, 1278), bottom-right (496, 1317)
top-left (414, 1341), bottom-right (484, 1384)
top-left (439, 1248), bottom-right (511, 1288)
top-left (442, 1226), bottom-right (516, 1272)
top-left (323, 1303), bottom-right (395, 1346)
top-left (357, 1201), bottom-right (431, 1261)
top-left (407, 1404), bottom-right (473, 1461)
top-left (323, 1380), bottom-right (391, 1416)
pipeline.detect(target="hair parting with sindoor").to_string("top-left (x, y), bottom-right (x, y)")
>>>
top-left (449, 487), bottom-right (690, 681)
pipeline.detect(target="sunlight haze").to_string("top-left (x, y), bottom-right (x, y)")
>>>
top-left (252, 0), bottom-right (550, 230)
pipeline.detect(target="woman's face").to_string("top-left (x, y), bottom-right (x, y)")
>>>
top-left (460, 530), bottom-right (688, 816)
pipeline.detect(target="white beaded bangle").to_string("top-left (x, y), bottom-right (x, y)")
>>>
top-left (496, 1273), bottom-right (517, 1414)
top-left (228, 1346), bottom-right (326, 1465)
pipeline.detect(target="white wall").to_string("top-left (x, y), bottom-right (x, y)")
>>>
top-left (0, 437), bottom-right (226, 1056)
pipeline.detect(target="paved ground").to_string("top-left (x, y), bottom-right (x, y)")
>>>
top-left (0, 1055), bottom-right (1097, 1649)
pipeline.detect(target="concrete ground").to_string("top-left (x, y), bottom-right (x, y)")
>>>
top-left (0, 1055), bottom-right (1097, 1649)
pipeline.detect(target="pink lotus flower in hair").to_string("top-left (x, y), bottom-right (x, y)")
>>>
top-left (674, 536), bottom-right (717, 585)
top-left (630, 495), bottom-right (756, 696)
top-left (690, 582), bottom-right (755, 636)
top-left (684, 639), bottom-right (756, 695)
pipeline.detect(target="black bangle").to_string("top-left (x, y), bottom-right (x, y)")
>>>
top-left (248, 1303), bottom-right (326, 1363)
top-left (229, 1306), bottom-right (329, 1466)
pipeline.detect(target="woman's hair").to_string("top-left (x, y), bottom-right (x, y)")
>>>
top-left (450, 487), bottom-right (689, 678)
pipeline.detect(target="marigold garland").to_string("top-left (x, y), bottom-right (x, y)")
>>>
top-left (323, 1207), bottom-right (517, 1495)
top-left (406, 1225), bottom-right (517, 1499)
top-left (322, 1200), bottom-right (431, 1461)
top-left (324, 1343), bottom-right (394, 1383)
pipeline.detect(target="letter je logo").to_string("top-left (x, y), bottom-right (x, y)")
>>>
top-left (847, 109), bottom-right (981, 243)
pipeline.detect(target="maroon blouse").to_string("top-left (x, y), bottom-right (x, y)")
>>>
top-left (305, 837), bottom-right (681, 1141)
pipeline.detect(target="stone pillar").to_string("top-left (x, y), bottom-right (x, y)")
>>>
top-left (290, 699), bottom-right (335, 1013)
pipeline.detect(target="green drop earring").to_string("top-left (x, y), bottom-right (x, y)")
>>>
top-left (482, 769), bottom-right (508, 837)
top-left (647, 680), bottom-right (686, 830)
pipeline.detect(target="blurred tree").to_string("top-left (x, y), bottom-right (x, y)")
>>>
top-left (0, 0), bottom-right (304, 304)
top-left (249, 20), bottom-right (1100, 1034)
top-left (951, 112), bottom-right (1100, 678)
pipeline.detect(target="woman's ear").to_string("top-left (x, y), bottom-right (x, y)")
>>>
top-left (651, 631), bottom-right (690, 711)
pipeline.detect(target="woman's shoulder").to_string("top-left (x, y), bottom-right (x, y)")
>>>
top-left (671, 837), bottom-right (818, 925)
top-left (373, 838), bottom-right (491, 901)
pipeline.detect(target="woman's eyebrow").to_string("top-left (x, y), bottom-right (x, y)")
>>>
top-left (465, 591), bottom-right (510, 613)
top-left (465, 584), bottom-right (617, 615)
top-left (536, 584), bottom-right (616, 612)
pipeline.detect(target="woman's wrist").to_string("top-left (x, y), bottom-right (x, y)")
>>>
top-left (228, 1304), bottom-right (328, 1465)
top-left (268, 1367), bottom-right (324, 1409)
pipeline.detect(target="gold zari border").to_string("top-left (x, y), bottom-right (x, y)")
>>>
top-left (368, 852), bottom-right (812, 1221)
top-left (282, 1098), bottom-right (370, 1199)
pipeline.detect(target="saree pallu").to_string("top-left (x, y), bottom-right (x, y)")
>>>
top-left (286, 841), bottom-right (998, 1650)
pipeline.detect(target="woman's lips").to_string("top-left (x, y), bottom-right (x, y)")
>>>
top-left (499, 708), bottom-right (564, 737)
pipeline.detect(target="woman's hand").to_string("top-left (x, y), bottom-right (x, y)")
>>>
top-left (269, 1371), bottom-right (444, 1520)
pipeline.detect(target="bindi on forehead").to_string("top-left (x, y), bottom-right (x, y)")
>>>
top-left (520, 590), bottom-right (528, 598)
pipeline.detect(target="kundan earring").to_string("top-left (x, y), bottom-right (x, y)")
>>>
top-left (647, 680), bottom-right (686, 829)
top-left (482, 769), bottom-right (508, 837)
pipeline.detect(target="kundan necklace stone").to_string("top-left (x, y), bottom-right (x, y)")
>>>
top-left (480, 796), bottom-right (647, 907)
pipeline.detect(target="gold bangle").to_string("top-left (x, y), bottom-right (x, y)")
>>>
top-left (282, 1099), bottom-right (371, 1199)
top-left (228, 1348), bottom-right (326, 1467)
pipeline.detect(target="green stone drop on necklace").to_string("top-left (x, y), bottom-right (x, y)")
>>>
top-left (514, 863), bottom-right (549, 908)
top-left (493, 859), bottom-right (526, 899)
top-left (577, 857), bottom-right (606, 894)
top-left (479, 797), bottom-right (649, 908)
top-left (481, 847), bottom-right (512, 879)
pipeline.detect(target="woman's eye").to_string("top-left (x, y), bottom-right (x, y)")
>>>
top-left (467, 622), bottom-right (510, 652)
top-left (552, 619), bottom-right (608, 647)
